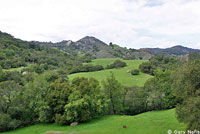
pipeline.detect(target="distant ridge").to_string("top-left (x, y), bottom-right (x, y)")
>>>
top-left (32, 35), bottom-right (200, 58)
top-left (34, 36), bottom-right (152, 60)
top-left (140, 45), bottom-right (200, 55)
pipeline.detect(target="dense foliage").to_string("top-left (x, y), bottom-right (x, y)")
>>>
top-left (144, 70), bottom-right (177, 110)
top-left (69, 64), bottom-right (104, 74)
top-left (103, 73), bottom-right (124, 114)
top-left (172, 59), bottom-right (200, 130)
top-left (106, 60), bottom-right (127, 69)
top-left (139, 55), bottom-right (179, 75)
top-left (130, 69), bottom-right (140, 75)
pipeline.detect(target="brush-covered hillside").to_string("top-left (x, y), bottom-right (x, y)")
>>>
top-left (0, 31), bottom-right (87, 71)
top-left (34, 36), bottom-right (152, 60)
top-left (140, 45), bottom-right (200, 56)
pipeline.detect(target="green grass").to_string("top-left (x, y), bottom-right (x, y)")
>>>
top-left (3, 67), bottom-right (25, 72)
top-left (83, 58), bottom-right (122, 67)
top-left (3, 64), bottom-right (32, 72)
top-left (2, 109), bottom-right (186, 134)
top-left (69, 58), bottom-right (152, 87)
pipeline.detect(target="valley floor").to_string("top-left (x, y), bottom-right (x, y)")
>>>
top-left (1, 109), bottom-right (185, 134)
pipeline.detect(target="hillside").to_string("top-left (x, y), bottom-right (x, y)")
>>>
top-left (2, 109), bottom-right (185, 134)
top-left (68, 58), bottom-right (152, 87)
top-left (140, 45), bottom-right (200, 56)
top-left (34, 36), bottom-right (152, 60)
top-left (0, 31), bottom-right (78, 70)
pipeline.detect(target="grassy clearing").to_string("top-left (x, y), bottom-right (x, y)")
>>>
top-left (2, 109), bottom-right (185, 134)
top-left (3, 64), bottom-right (32, 72)
top-left (3, 67), bottom-right (25, 72)
top-left (69, 58), bottom-right (152, 87)
top-left (83, 58), bottom-right (121, 67)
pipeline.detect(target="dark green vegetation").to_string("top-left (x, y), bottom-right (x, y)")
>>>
top-left (130, 69), bottom-right (140, 75)
top-left (0, 31), bottom-right (93, 74)
top-left (2, 109), bottom-right (185, 134)
top-left (172, 56), bottom-right (200, 130)
top-left (106, 60), bottom-right (127, 69)
top-left (139, 55), bottom-right (179, 75)
top-left (1, 31), bottom-right (200, 133)
top-left (141, 45), bottom-right (200, 56)
top-left (34, 36), bottom-right (152, 60)
top-left (140, 53), bottom-right (200, 130)
top-left (0, 32), bottom-right (72, 70)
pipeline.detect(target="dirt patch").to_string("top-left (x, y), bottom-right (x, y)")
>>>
top-left (67, 130), bottom-right (89, 134)
top-left (45, 131), bottom-right (62, 134)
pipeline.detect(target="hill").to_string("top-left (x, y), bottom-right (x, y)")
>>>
top-left (2, 109), bottom-right (185, 134)
top-left (68, 58), bottom-right (152, 87)
top-left (140, 45), bottom-right (200, 56)
top-left (34, 36), bottom-right (152, 60)
top-left (0, 31), bottom-right (80, 70)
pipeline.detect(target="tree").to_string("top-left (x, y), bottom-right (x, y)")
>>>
top-left (131, 69), bottom-right (140, 75)
top-left (0, 81), bottom-right (25, 132)
top-left (46, 79), bottom-right (72, 120)
top-left (64, 77), bottom-right (107, 124)
top-left (124, 86), bottom-right (147, 115)
top-left (144, 70), bottom-right (176, 110)
top-left (23, 73), bottom-right (52, 123)
top-left (103, 72), bottom-right (124, 114)
top-left (139, 55), bottom-right (179, 75)
top-left (172, 60), bottom-right (200, 130)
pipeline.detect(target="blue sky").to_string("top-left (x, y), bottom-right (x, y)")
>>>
top-left (0, 0), bottom-right (200, 49)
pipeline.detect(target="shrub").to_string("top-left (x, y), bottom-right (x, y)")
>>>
top-left (106, 60), bottom-right (127, 69)
top-left (131, 69), bottom-right (140, 75)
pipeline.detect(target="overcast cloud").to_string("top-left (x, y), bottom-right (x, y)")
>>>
top-left (1, 0), bottom-right (200, 49)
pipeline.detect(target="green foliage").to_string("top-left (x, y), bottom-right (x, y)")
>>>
top-left (124, 86), bottom-right (147, 115)
top-left (103, 72), bottom-right (124, 114)
top-left (69, 64), bottom-right (104, 74)
top-left (144, 70), bottom-right (177, 110)
top-left (106, 60), bottom-right (127, 69)
top-left (172, 59), bottom-right (200, 130)
top-left (0, 31), bottom-right (84, 73)
top-left (55, 114), bottom-right (67, 125)
top-left (139, 55), bottom-right (179, 75)
top-left (188, 52), bottom-right (200, 62)
top-left (0, 81), bottom-right (30, 131)
top-left (130, 69), bottom-right (140, 75)
top-left (46, 79), bottom-right (72, 116)
top-left (64, 77), bottom-right (107, 123)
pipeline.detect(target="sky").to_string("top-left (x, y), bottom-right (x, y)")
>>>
top-left (1, 0), bottom-right (200, 49)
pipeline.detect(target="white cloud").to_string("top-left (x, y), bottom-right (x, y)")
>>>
top-left (0, 0), bottom-right (200, 49)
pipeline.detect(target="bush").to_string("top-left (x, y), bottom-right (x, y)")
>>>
top-left (131, 69), bottom-right (139, 75)
top-left (106, 60), bottom-right (127, 69)
top-left (55, 114), bottom-right (68, 125)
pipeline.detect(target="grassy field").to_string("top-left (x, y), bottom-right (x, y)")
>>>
top-left (69, 58), bottom-right (152, 87)
top-left (2, 109), bottom-right (185, 134)
top-left (3, 64), bottom-right (32, 72)
top-left (83, 58), bottom-right (122, 67)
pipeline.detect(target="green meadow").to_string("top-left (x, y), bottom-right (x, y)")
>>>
top-left (2, 109), bottom-right (185, 134)
top-left (69, 58), bottom-right (152, 87)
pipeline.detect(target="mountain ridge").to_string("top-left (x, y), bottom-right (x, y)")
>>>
top-left (34, 36), bottom-right (152, 60)
top-left (140, 45), bottom-right (200, 55)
